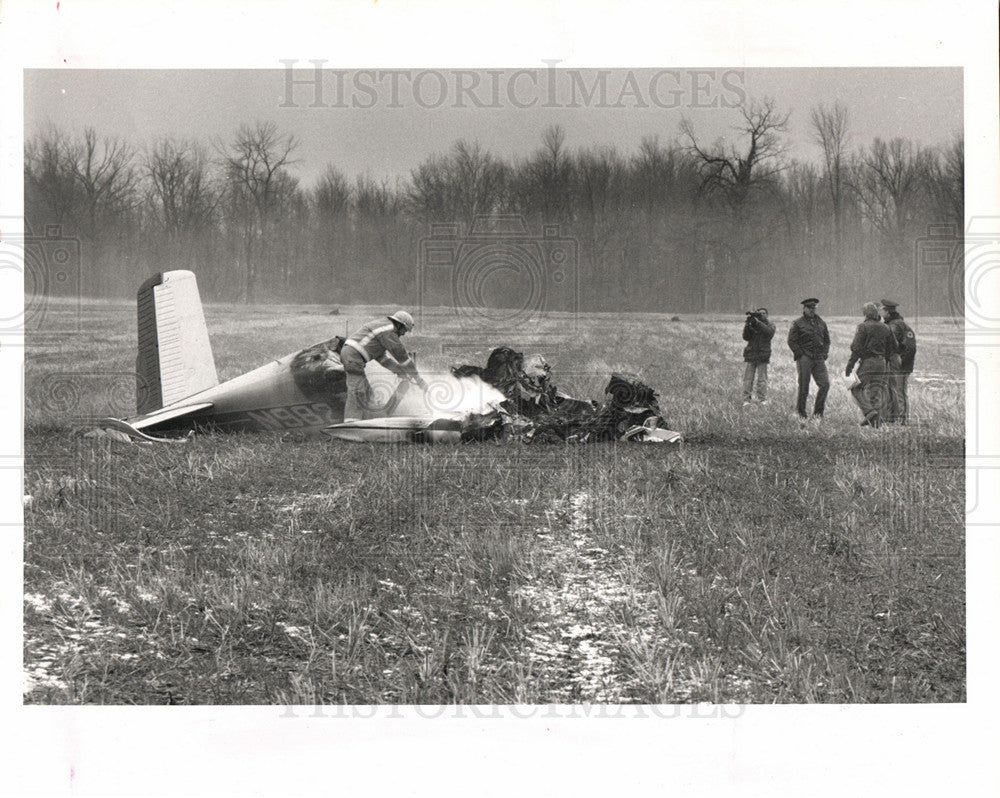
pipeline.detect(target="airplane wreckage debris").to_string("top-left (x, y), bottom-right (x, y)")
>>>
top-left (97, 270), bottom-right (681, 445)
top-left (444, 346), bottom-right (682, 444)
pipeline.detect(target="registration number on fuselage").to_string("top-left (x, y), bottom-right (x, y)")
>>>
top-left (244, 402), bottom-right (340, 430)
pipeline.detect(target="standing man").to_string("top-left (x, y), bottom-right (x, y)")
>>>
top-left (787, 297), bottom-right (831, 423)
top-left (741, 307), bottom-right (776, 406)
top-left (880, 299), bottom-right (917, 424)
top-left (341, 310), bottom-right (428, 421)
top-left (845, 302), bottom-right (897, 428)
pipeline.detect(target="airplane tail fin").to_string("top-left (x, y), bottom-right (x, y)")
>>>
top-left (135, 270), bottom-right (219, 414)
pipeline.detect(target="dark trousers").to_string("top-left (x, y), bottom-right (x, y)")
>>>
top-left (796, 356), bottom-right (830, 417)
top-left (887, 356), bottom-right (909, 422)
top-left (850, 357), bottom-right (891, 422)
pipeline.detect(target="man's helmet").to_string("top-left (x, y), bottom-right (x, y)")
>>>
top-left (388, 310), bottom-right (415, 332)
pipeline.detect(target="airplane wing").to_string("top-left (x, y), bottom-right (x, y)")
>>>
top-left (324, 416), bottom-right (462, 444)
top-left (98, 401), bottom-right (214, 443)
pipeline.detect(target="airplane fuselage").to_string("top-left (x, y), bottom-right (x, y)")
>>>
top-left (135, 345), bottom-right (348, 436)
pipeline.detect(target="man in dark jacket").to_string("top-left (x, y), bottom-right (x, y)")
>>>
top-left (880, 299), bottom-right (917, 423)
top-left (741, 307), bottom-right (776, 405)
top-left (846, 302), bottom-right (898, 428)
top-left (787, 297), bottom-right (831, 423)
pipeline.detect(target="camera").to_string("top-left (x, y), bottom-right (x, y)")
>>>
top-left (0, 219), bottom-right (82, 336)
top-left (745, 310), bottom-right (763, 322)
top-left (419, 214), bottom-right (579, 332)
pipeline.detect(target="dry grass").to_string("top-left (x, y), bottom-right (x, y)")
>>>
top-left (23, 299), bottom-right (965, 703)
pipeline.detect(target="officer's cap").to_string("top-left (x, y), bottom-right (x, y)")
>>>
top-left (879, 299), bottom-right (899, 309)
top-left (801, 298), bottom-right (819, 308)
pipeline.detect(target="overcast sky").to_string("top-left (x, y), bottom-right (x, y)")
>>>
top-left (24, 66), bottom-right (962, 188)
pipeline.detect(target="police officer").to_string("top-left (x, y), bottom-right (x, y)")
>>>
top-left (741, 307), bottom-right (776, 406)
top-left (341, 310), bottom-right (428, 421)
top-left (880, 299), bottom-right (917, 423)
top-left (787, 298), bottom-right (831, 423)
top-left (845, 302), bottom-right (897, 428)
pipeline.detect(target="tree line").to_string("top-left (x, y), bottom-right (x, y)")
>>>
top-left (24, 98), bottom-right (963, 315)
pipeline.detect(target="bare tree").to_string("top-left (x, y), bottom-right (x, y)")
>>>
top-left (355, 174), bottom-right (397, 218)
top-left (681, 97), bottom-right (791, 308)
top-left (58, 128), bottom-right (139, 293)
top-left (144, 138), bottom-right (216, 237)
top-left (352, 174), bottom-right (407, 299)
top-left (23, 115), bottom-right (961, 313)
top-left (219, 121), bottom-right (298, 302)
top-left (311, 165), bottom-right (353, 294)
top-left (810, 102), bottom-right (850, 275)
top-left (922, 136), bottom-right (963, 231)
top-left (406, 140), bottom-right (506, 227)
top-left (633, 136), bottom-right (678, 208)
top-left (407, 155), bottom-right (448, 224)
top-left (313, 165), bottom-right (352, 219)
top-left (450, 140), bottom-right (507, 226)
top-left (72, 128), bottom-right (139, 239)
top-left (780, 162), bottom-right (823, 295)
top-left (851, 138), bottom-right (925, 250)
top-left (574, 147), bottom-right (622, 220)
top-left (573, 146), bottom-right (629, 303)
top-left (523, 125), bottom-right (573, 222)
top-left (681, 97), bottom-right (790, 209)
top-left (24, 127), bottom-right (80, 228)
top-left (142, 137), bottom-right (223, 288)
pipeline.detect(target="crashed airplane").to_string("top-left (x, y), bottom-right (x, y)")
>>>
top-left (99, 270), bottom-right (681, 445)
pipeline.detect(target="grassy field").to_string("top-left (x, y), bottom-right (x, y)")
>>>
top-left (22, 299), bottom-right (965, 703)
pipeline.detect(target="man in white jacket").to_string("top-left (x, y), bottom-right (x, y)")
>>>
top-left (341, 310), bottom-right (428, 421)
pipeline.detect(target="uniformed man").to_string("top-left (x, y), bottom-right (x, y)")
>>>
top-left (880, 299), bottom-right (917, 423)
top-left (787, 298), bottom-right (831, 423)
top-left (845, 302), bottom-right (898, 428)
top-left (341, 310), bottom-right (428, 421)
top-left (741, 307), bottom-right (776, 406)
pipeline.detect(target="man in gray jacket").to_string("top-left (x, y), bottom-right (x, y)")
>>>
top-left (846, 302), bottom-right (898, 428)
top-left (787, 298), bottom-right (831, 423)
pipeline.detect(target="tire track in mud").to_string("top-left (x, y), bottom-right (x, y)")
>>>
top-left (514, 491), bottom-right (663, 702)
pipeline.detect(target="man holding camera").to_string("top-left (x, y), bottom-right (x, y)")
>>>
top-left (741, 307), bottom-right (775, 406)
top-left (787, 298), bottom-right (831, 423)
